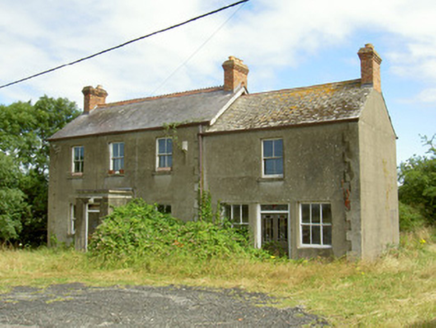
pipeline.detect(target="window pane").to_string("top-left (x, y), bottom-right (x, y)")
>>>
top-left (224, 205), bottom-right (231, 220)
top-left (323, 226), bottom-right (332, 245)
top-left (159, 156), bottom-right (166, 168)
top-left (262, 217), bottom-right (273, 242)
top-left (158, 139), bottom-right (166, 153)
top-left (322, 204), bottom-right (332, 224)
top-left (119, 143), bottom-right (124, 157)
top-left (167, 155), bottom-right (172, 168)
top-left (312, 226), bottom-right (321, 244)
top-left (263, 140), bottom-right (273, 157)
top-left (264, 159), bottom-right (274, 175)
top-left (278, 216), bottom-right (288, 241)
top-left (241, 205), bottom-right (249, 223)
top-left (301, 204), bottom-right (310, 223)
top-left (113, 144), bottom-right (119, 157)
top-left (275, 158), bottom-right (283, 175)
top-left (312, 204), bottom-right (321, 223)
top-left (233, 205), bottom-right (241, 223)
top-left (167, 139), bottom-right (173, 153)
top-left (302, 225), bottom-right (311, 244)
top-left (113, 159), bottom-right (120, 171)
top-left (261, 204), bottom-right (287, 211)
top-left (274, 139), bottom-right (283, 157)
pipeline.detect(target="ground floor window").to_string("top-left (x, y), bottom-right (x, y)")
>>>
top-left (157, 204), bottom-right (172, 214)
top-left (300, 203), bottom-right (332, 247)
top-left (69, 204), bottom-right (76, 235)
top-left (222, 204), bottom-right (249, 229)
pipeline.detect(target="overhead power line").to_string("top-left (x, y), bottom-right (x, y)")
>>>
top-left (150, 0), bottom-right (247, 96)
top-left (0, 0), bottom-right (249, 90)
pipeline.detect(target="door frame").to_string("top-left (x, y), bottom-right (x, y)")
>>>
top-left (258, 204), bottom-right (291, 256)
top-left (84, 199), bottom-right (101, 250)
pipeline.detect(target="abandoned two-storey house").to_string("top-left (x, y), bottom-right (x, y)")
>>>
top-left (48, 44), bottom-right (399, 260)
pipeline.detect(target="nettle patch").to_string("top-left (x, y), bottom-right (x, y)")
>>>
top-left (88, 199), bottom-right (266, 266)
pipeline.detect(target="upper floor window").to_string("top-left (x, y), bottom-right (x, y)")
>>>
top-left (157, 138), bottom-right (172, 170)
top-left (262, 139), bottom-right (283, 177)
top-left (109, 142), bottom-right (124, 173)
top-left (72, 146), bottom-right (84, 173)
top-left (300, 203), bottom-right (332, 247)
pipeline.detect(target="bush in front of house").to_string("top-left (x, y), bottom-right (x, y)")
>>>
top-left (88, 198), bottom-right (266, 266)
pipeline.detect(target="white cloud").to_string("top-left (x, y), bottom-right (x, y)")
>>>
top-left (2, 0), bottom-right (436, 107)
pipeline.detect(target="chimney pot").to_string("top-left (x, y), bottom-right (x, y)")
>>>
top-left (82, 85), bottom-right (108, 113)
top-left (358, 44), bottom-right (382, 92)
top-left (222, 56), bottom-right (249, 92)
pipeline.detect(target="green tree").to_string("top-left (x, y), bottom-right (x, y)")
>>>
top-left (0, 96), bottom-right (80, 245)
top-left (0, 153), bottom-right (28, 243)
top-left (398, 135), bottom-right (436, 226)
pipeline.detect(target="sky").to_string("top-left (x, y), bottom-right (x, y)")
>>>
top-left (1, 0), bottom-right (435, 165)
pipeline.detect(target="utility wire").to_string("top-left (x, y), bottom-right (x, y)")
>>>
top-left (0, 0), bottom-right (249, 90)
top-left (150, 0), bottom-right (247, 96)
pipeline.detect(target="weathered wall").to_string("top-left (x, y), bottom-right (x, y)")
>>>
top-left (358, 90), bottom-right (399, 259)
top-left (203, 122), bottom-right (361, 259)
top-left (48, 125), bottom-right (202, 246)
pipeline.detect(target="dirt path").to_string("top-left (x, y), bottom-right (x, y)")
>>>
top-left (0, 283), bottom-right (328, 327)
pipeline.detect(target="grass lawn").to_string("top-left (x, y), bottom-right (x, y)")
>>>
top-left (1, 227), bottom-right (435, 327)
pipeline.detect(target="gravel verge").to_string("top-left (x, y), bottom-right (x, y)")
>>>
top-left (0, 283), bottom-right (328, 327)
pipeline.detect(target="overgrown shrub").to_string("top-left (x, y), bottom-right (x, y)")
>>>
top-left (88, 199), bottom-right (266, 266)
top-left (399, 201), bottom-right (426, 232)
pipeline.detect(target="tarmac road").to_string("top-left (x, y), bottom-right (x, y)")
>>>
top-left (0, 283), bottom-right (328, 327)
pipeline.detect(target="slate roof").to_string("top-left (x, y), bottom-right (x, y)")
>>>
top-left (207, 79), bottom-right (371, 133)
top-left (49, 87), bottom-right (236, 140)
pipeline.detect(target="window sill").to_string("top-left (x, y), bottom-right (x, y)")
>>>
top-left (69, 173), bottom-right (84, 179)
top-left (257, 176), bottom-right (284, 183)
top-left (153, 169), bottom-right (172, 176)
top-left (299, 245), bottom-right (332, 249)
top-left (107, 170), bottom-right (125, 177)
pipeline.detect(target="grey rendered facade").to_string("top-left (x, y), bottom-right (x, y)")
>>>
top-left (48, 44), bottom-right (399, 259)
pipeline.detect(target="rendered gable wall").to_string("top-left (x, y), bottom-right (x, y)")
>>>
top-left (358, 90), bottom-right (399, 259)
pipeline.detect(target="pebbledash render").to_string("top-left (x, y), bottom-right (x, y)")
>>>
top-left (48, 44), bottom-right (399, 260)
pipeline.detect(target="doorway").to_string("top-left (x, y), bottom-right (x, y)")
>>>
top-left (261, 205), bottom-right (289, 256)
top-left (85, 201), bottom-right (101, 250)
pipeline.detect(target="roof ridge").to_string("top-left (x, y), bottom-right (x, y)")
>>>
top-left (99, 86), bottom-right (224, 108)
top-left (247, 79), bottom-right (362, 97)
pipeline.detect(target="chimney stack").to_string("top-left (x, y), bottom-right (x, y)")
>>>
top-left (358, 44), bottom-right (382, 93)
top-left (82, 85), bottom-right (108, 113)
top-left (222, 56), bottom-right (249, 92)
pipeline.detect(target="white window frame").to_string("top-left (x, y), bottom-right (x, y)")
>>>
top-left (69, 204), bottom-right (76, 235)
top-left (72, 146), bottom-right (84, 174)
top-left (156, 137), bottom-right (173, 170)
top-left (222, 204), bottom-right (249, 228)
top-left (262, 138), bottom-right (284, 178)
top-left (299, 203), bottom-right (332, 248)
top-left (109, 142), bottom-right (124, 173)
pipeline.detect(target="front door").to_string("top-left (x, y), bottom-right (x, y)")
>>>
top-left (261, 205), bottom-right (289, 256)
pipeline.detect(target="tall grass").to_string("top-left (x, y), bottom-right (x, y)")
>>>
top-left (0, 227), bottom-right (435, 327)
